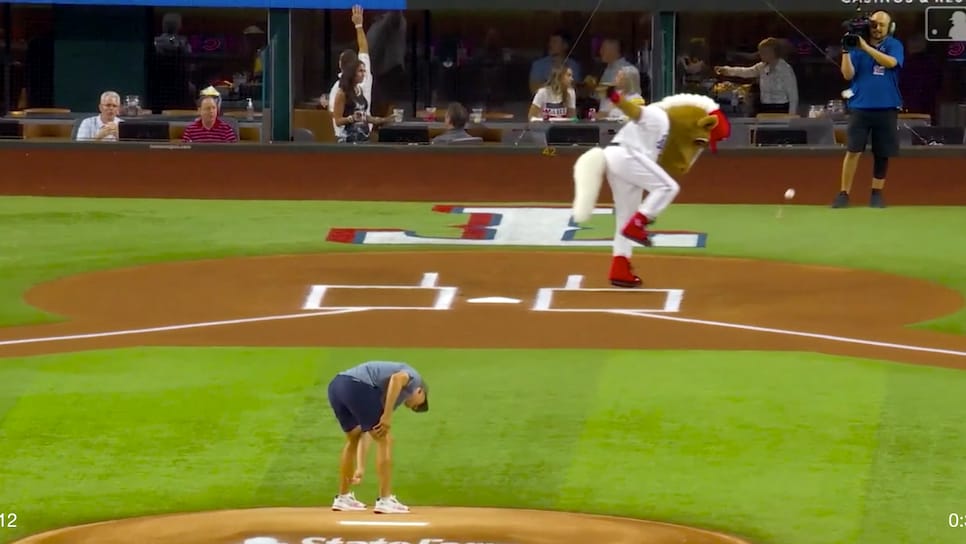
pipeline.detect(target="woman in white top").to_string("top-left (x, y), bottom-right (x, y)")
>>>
top-left (528, 66), bottom-right (576, 120)
top-left (714, 37), bottom-right (799, 115)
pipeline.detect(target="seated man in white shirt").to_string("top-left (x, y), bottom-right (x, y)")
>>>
top-left (75, 91), bottom-right (123, 141)
top-left (327, 4), bottom-right (373, 140)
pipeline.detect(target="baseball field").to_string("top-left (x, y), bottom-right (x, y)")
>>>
top-left (0, 148), bottom-right (965, 544)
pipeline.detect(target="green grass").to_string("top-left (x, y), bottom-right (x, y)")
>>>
top-left (0, 196), bottom-right (963, 332)
top-left (1, 196), bottom-right (963, 544)
top-left (1, 347), bottom-right (966, 544)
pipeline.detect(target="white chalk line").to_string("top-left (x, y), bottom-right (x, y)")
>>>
top-left (339, 520), bottom-right (429, 527)
top-left (613, 310), bottom-right (966, 358)
top-left (0, 308), bottom-right (366, 347)
top-left (302, 271), bottom-right (457, 311)
top-left (420, 272), bottom-right (439, 288)
top-left (565, 274), bottom-right (583, 289)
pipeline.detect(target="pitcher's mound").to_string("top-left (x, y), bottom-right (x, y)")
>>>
top-left (11, 506), bottom-right (753, 544)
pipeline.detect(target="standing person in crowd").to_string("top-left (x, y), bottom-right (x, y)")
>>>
top-left (326, 5), bottom-right (374, 140)
top-left (714, 37), bottom-right (799, 115)
top-left (592, 38), bottom-right (634, 117)
top-left (834, 10), bottom-right (904, 209)
top-left (529, 30), bottom-right (582, 95)
top-left (331, 58), bottom-right (391, 142)
top-left (367, 10), bottom-right (408, 117)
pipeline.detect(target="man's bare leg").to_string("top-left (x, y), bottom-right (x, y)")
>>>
top-left (841, 151), bottom-right (861, 193)
top-left (338, 428), bottom-right (362, 495)
top-left (373, 432), bottom-right (393, 498)
top-left (833, 151), bottom-right (862, 208)
top-left (371, 432), bottom-right (409, 513)
top-left (353, 432), bottom-right (373, 483)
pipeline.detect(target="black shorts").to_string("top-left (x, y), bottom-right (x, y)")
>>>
top-left (846, 108), bottom-right (899, 157)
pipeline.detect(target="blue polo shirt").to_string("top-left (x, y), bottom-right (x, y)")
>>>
top-left (529, 56), bottom-right (582, 87)
top-left (847, 36), bottom-right (904, 110)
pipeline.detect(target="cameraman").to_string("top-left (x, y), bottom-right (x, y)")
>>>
top-left (834, 10), bottom-right (904, 209)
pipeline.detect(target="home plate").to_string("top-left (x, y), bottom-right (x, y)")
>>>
top-left (467, 296), bottom-right (521, 304)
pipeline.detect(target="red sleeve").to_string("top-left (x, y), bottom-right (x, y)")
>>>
top-left (181, 121), bottom-right (200, 142)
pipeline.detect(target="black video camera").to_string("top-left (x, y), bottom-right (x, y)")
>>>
top-left (841, 14), bottom-right (871, 50)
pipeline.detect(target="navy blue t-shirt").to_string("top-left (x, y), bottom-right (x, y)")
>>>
top-left (847, 36), bottom-right (904, 110)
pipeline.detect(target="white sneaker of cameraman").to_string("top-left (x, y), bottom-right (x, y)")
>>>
top-left (332, 492), bottom-right (367, 511)
top-left (374, 494), bottom-right (410, 514)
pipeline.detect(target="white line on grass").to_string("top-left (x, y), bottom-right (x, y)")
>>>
top-left (0, 309), bottom-right (366, 347)
top-left (613, 310), bottom-right (966, 357)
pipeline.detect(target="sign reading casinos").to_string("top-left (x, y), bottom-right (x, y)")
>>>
top-left (243, 538), bottom-right (504, 544)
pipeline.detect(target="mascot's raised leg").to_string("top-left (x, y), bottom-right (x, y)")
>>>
top-left (620, 175), bottom-right (680, 248)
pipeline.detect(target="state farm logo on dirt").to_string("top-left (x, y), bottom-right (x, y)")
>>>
top-left (243, 537), bottom-right (505, 544)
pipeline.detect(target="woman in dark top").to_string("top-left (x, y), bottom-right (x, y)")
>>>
top-left (331, 58), bottom-right (390, 142)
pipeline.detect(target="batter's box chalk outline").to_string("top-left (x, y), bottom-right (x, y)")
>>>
top-left (532, 274), bottom-right (684, 313)
top-left (301, 272), bottom-right (458, 311)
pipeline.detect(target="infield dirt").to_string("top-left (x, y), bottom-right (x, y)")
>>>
top-left (0, 251), bottom-right (962, 369)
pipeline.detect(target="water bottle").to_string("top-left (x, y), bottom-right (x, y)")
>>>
top-left (246, 98), bottom-right (255, 121)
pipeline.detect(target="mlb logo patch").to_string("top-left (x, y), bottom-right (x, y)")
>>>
top-left (925, 7), bottom-right (966, 42)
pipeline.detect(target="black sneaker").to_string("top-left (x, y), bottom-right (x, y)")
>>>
top-left (870, 189), bottom-right (886, 208)
top-left (831, 191), bottom-right (849, 208)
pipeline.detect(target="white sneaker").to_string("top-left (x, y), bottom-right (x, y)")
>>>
top-left (373, 494), bottom-right (410, 514)
top-left (332, 492), bottom-right (367, 511)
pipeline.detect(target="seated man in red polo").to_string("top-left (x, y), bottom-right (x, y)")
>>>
top-left (182, 96), bottom-right (238, 143)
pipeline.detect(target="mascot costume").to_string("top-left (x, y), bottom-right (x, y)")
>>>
top-left (571, 88), bottom-right (731, 287)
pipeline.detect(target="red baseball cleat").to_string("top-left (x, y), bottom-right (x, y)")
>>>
top-left (621, 212), bottom-right (652, 247)
top-left (609, 256), bottom-right (642, 288)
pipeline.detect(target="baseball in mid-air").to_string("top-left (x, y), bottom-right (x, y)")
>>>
top-left (784, 188), bottom-right (796, 200)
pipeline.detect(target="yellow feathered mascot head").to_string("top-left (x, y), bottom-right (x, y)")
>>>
top-left (571, 91), bottom-right (731, 224)
top-left (651, 93), bottom-right (731, 178)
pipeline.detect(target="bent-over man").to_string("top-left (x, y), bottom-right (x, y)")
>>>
top-left (327, 360), bottom-right (429, 514)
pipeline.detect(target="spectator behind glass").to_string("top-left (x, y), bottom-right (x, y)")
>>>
top-left (529, 31), bottom-right (582, 94)
top-left (678, 38), bottom-right (711, 94)
top-left (152, 12), bottom-right (194, 110)
top-left (431, 103), bottom-right (479, 144)
top-left (598, 66), bottom-right (645, 121)
top-left (181, 96), bottom-right (238, 143)
top-left (75, 91), bottom-right (123, 141)
top-left (367, 10), bottom-right (408, 117)
top-left (154, 12), bottom-right (191, 54)
top-left (326, 5), bottom-right (373, 140)
top-left (529, 66), bottom-right (576, 120)
top-left (331, 58), bottom-right (390, 143)
top-left (594, 39), bottom-right (634, 116)
top-left (714, 37), bottom-right (799, 115)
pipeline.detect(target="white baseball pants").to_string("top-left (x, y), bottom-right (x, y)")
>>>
top-left (603, 144), bottom-right (680, 257)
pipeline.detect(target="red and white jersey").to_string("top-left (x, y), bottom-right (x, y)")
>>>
top-left (610, 104), bottom-right (670, 164)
